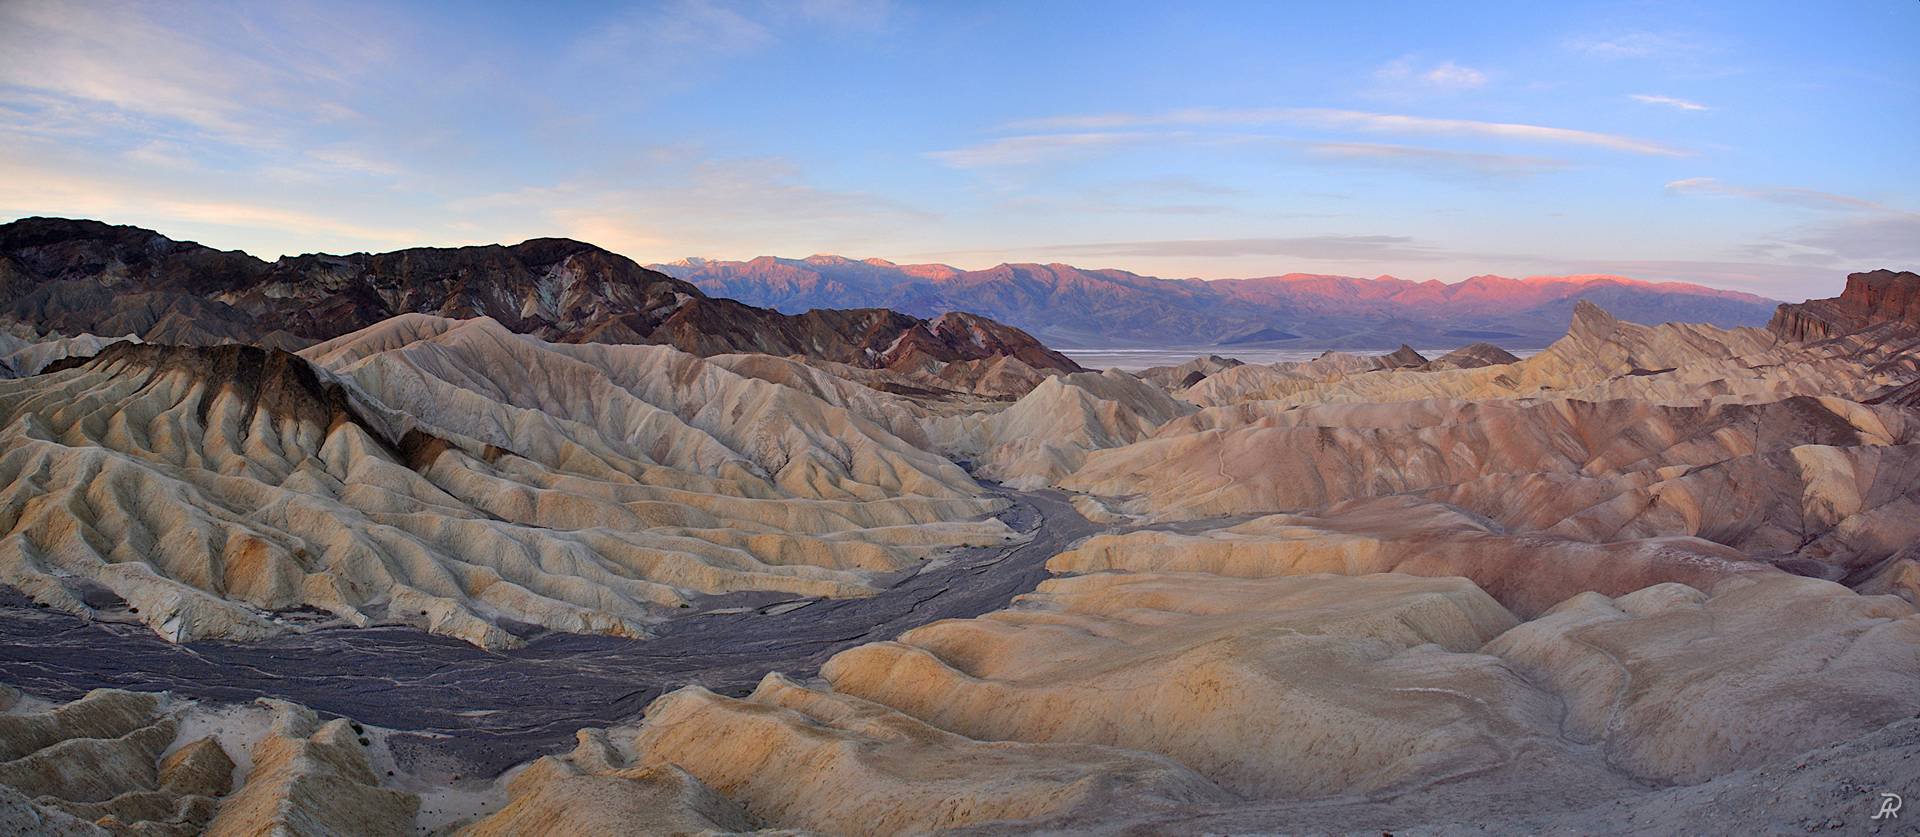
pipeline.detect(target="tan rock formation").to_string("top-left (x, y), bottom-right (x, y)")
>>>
top-left (459, 730), bottom-right (751, 836)
top-left (623, 673), bottom-right (1227, 834)
top-left (1047, 495), bottom-right (1774, 616)
top-left (1485, 575), bottom-right (1920, 782)
top-left (1133, 354), bottom-right (1242, 389)
top-left (203, 702), bottom-right (418, 837)
top-left (0, 689), bottom-right (230, 837)
top-left (1183, 300), bottom-right (1907, 408)
top-left (0, 334), bottom-right (141, 378)
top-left (933, 369), bottom-right (1191, 488)
top-left (0, 316), bottom-right (1014, 647)
top-left (1424, 341), bottom-right (1520, 370)
top-left (816, 572), bottom-right (1599, 799)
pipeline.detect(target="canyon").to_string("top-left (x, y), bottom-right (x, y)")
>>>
top-left (0, 219), bottom-right (1915, 835)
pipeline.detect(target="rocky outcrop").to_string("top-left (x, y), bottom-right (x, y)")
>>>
top-left (1133, 354), bottom-right (1243, 389)
top-left (1770, 269), bottom-right (1920, 342)
top-left (929, 369), bottom-right (1193, 488)
top-left (0, 333), bottom-right (141, 378)
top-left (816, 572), bottom-right (1572, 800)
top-left (1425, 341), bottom-right (1520, 370)
top-left (1064, 393), bottom-right (1920, 581)
top-left (622, 674), bottom-right (1226, 834)
top-left (458, 730), bottom-right (752, 836)
top-left (1376, 343), bottom-right (1429, 368)
top-left (40, 342), bottom-right (381, 439)
top-left (1046, 495), bottom-right (1773, 617)
top-left (0, 689), bottom-right (231, 836)
top-left (577, 568), bottom-right (1920, 834)
top-left (1486, 575), bottom-right (1920, 781)
top-left (203, 703), bottom-right (417, 837)
top-left (1183, 299), bottom-right (1908, 408)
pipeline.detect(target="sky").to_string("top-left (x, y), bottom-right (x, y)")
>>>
top-left (1, 0), bottom-right (1916, 301)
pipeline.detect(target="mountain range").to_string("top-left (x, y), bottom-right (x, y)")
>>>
top-left (652, 255), bottom-right (1784, 348)
top-left (0, 217), bottom-right (1080, 387)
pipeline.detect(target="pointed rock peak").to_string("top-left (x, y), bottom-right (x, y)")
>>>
top-left (1379, 344), bottom-right (1428, 368)
top-left (1569, 299), bottom-right (1619, 337)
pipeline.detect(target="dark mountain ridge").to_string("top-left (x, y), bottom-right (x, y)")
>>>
top-left (0, 217), bottom-right (1080, 376)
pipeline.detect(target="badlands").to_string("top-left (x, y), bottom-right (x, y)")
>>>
top-left (0, 221), bottom-right (1917, 834)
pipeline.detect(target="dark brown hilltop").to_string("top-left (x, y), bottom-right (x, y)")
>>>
top-left (0, 217), bottom-right (1081, 380)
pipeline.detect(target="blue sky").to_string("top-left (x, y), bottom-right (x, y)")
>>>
top-left (2, 0), bottom-right (1915, 299)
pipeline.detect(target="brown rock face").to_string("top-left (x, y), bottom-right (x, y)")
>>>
top-left (1769, 269), bottom-right (1920, 341)
top-left (43, 342), bottom-right (368, 434)
top-left (0, 217), bottom-right (1079, 378)
top-left (1426, 341), bottom-right (1521, 370)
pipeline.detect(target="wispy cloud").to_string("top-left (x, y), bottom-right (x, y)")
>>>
top-left (1664, 177), bottom-right (1885, 211)
top-left (789, 0), bottom-right (894, 32)
top-left (976, 107), bottom-right (1687, 159)
top-left (1289, 109), bottom-right (1685, 156)
top-left (1786, 213), bottom-right (1920, 262)
top-left (1303, 142), bottom-right (1568, 176)
top-left (924, 131), bottom-right (1182, 167)
top-left (0, 0), bottom-right (387, 146)
top-left (1667, 178), bottom-right (1920, 270)
top-left (1564, 32), bottom-right (1700, 60)
top-left (454, 152), bottom-right (935, 259)
top-left (575, 0), bottom-right (771, 63)
top-left (1375, 57), bottom-right (1487, 91)
top-left (0, 156), bottom-right (423, 247)
top-left (1631, 94), bottom-right (1710, 111)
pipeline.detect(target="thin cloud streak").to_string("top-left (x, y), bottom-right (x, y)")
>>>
top-left (1375, 56), bottom-right (1488, 91)
top-left (1665, 178), bottom-right (1919, 272)
top-left (987, 107), bottom-right (1686, 157)
top-left (1631, 94), bottom-right (1710, 111)
top-left (924, 131), bottom-right (1185, 167)
top-left (1289, 109), bottom-right (1686, 156)
top-left (1665, 177), bottom-right (1886, 211)
top-left (1564, 32), bottom-right (1702, 60)
top-left (1303, 142), bottom-right (1568, 176)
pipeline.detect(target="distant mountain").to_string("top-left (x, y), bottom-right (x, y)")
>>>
top-left (0, 218), bottom-right (1080, 379)
top-left (654, 256), bottom-right (1784, 348)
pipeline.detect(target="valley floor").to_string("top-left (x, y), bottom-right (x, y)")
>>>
top-left (0, 487), bottom-right (1084, 781)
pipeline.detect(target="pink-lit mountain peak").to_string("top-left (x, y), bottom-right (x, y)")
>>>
top-left (653, 253), bottom-right (1782, 347)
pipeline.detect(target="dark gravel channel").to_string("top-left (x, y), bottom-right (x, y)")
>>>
top-left (0, 487), bottom-right (1096, 778)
